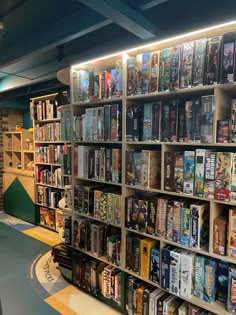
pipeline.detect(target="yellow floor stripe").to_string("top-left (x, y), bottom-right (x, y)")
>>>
top-left (45, 295), bottom-right (79, 315)
top-left (23, 226), bottom-right (61, 246)
top-left (45, 285), bottom-right (79, 315)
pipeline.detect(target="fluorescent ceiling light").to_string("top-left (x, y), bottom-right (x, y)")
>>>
top-left (72, 19), bottom-right (236, 68)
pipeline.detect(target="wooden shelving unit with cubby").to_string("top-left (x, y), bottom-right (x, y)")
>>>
top-left (31, 91), bottom-right (71, 232)
top-left (53, 21), bottom-right (236, 315)
top-left (3, 130), bottom-right (35, 223)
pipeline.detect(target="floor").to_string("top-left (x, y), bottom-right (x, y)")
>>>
top-left (0, 212), bottom-right (121, 315)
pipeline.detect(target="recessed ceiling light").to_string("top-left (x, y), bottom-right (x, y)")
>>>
top-left (0, 22), bottom-right (4, 29)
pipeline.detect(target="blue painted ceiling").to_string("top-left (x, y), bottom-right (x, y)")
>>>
top-left (0, 0), bottom-right (236, 100)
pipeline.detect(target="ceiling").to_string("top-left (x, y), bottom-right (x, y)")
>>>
top-left (0, 0), bottom-right (236, 100)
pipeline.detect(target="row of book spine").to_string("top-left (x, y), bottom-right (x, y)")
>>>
top-left (161, 246), bottom-right (235, 313)
top-left (74, 103), bottom-right (121, 142)
top-left (127, 31), bottom-right (236, 96)
top-left (36, 186), bottom-right (63, 208)
top-left (32, 99), bottom-right (60, 121)
top-left (213, 208), bottom-right (236, 258)
top-left (35, 166), bottom-right (66, 187)
top-left (72, 59), bottom-right (122, 103)
top-left (164, 150), bottom-right (236, 202)
top-left (35, 144), bottom-right (63, 164)
top-left (60, 109), bottom-right (72, 141)
top-left (126, 150), bottom-right (161, 188)
top-left (126, 275), bottom-right (212, 315)
top-left (34, 122), bottom-right (61, 142)
top-left (74, 183), bottom-right (121, 225)
top-left (73, 252), bottom-right (121, 305)
top-left (73, 218), bottom-right (121, 266)
top-left (74, 146), bottom-right (121, 183)
top-left (126, 194), bottom-right (209, 249)
top-left (126, 95), bottom-right (214, 143)
top-left (126, 238), bottom-right (233, 311)
top-left (39, 206), bottom-right (63, 232)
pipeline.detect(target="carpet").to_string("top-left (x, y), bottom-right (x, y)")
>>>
top-left (0, 222), bottom-right (61, 315)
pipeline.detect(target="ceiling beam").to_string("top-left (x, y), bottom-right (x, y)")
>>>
top-left (78, 0), bottom-right (160, 40)
top-left (0, 7), bottom-right (112, 68)
top-left (139, 0), bottom-right (168, 11)
top-left (0, 33), bottom-right (141, 93)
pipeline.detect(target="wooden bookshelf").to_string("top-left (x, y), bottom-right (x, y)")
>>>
top-left (53, 21), bottom-right (236, 315)
top-left (31, 92), bottom-right (71, 232)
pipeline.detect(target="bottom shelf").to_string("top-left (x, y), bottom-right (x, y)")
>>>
top-left (54, 244), bottom-right (230, 315)
top-left (124, 268), bottom-right (229, 315)
top-left (58, 263), bottom-right (124, 313)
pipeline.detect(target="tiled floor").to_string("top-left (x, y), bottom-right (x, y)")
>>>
top-left (0, 213), bottom-right (121, 315)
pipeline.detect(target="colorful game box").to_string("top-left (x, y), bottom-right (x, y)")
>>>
top-left (214, 151), bottom-right (233, 201)
top-left (183, 150), bottom-right (195, 195)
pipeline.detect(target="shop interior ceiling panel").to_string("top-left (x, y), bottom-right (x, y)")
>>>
top-left (0, 0), bottom-right (235, 97)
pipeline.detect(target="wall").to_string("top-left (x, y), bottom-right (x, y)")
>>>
top-left (0, 109), bottom-right (23, 211)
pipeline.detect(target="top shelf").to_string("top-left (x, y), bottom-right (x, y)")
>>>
top-left (72, 97), bottom-right (122, 107)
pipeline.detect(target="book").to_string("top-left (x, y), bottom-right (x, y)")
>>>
top-left (161, 102), bottom-right (170, 142)
top-left (143, 102), bottom-right (153, 141)
top-left (133, 235), bottom-right (142, 274)
top-left (200, 95), bottom-right (215, 144)
top-left (152, 101), bottom-right (161, 142)
top-left (190, 202), bottom-right (209, 249)
top-left (169, 45), bottom-right (181, 91)
top-left (164, 151), bottom-right (177, 192)
top-left (156, 196), bottom-right (172, 237)
top-left (150, 246), bottom-right (160, 284)
top-left (169, 248), bottom-right (182, 295)
top-left (180, 252), bottom-right (195, 298)
top-left (191, 98), bottom-right (201, 142)
top-left (220, 31), bottom-right (236, 83)
top-left (166, 200), bottom-right (174, 241)
top-left (231, 99), bottom-right (236, 143)
top-left (149, 288), bottom-right (164, 315)
top-left (184, 101), bottom-right (193, 142)
top-left (194, 149), bottom-right (206, 197)
top-left (149, 51), bottom-right (160, 93)
top-left (141, 52), bottom-right (151, 94)
top-left (203, 151), bottom-right (216, 199)
top-left (169, 99), bottom-right (179, 142)
top-left (183, 150), bottom-right (195, 195)
top-left (147, 196), bottom-right (158, 235)
top-left (204, 258), bottom-right (217, 303)
top-left (227, 266), bottom-right (236, 313)
top-left (126, 105), bottom-right (142, 142)
top-left (217, 261), bottom-right (229, 303)
top-left (178, 301), bottom-right (189, 315)
top-left (141, 150), bottom-right (161, 188)
top-left (127, 57), bottom-right (137, 96)
top-left (161, 245), bottom-right (174, 291)
top-left (228, 208), bottom-right (236, 257)
top-left (214, 151), bottom-right (233, 201)
top-left (205, 36), bottom-right (221, 85)
top-left (110, 103), bottom-right (121, 141)
top-left (213, 216), bottom-right (227, 256)
top-left (174, 152), bottom-right (184, 193)
top-left (140, 238), bottom-right (157, 279)
top-left (180, 206), bottom-right (191, 247)
top-left (216, 119), bottom-right (231, 143)
top-left (231, 153), bottom-right (236, 201)
top-left (136, 284), bottom-right (149, 315)
top-left (192, 38), bottom-right (207, 86)
top-left (177, 101), bottom-right (185, 142)
top-left (143, 286), bottom-right (155, 315)
top-left (193, 255), bottom-right (205, 300)
top-left (159, 47), bottom-right (171, 92)
top-left (180, 41), bottom-right (194, 88)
